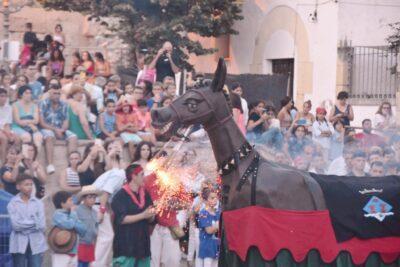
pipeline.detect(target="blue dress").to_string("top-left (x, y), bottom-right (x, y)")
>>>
top-left (198, 208), bottom-right (221, 259)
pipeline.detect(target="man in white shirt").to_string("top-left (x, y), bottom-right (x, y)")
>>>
top-left (327, 147), bottom-right (353, 176)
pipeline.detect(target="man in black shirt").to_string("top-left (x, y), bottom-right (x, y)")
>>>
top-left (111, 164), bottom-right (155, 267)
top-left (149, 41), bottom-right (180, 82)
top-left (23, 23), bottom-right (37, 46)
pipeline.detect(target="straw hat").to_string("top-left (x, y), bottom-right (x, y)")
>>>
top-left (48, 227), bottom-right (77, 254)
top-left (76, 185), bottom-right (102, 202)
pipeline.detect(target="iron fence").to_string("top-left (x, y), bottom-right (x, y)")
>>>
top-left (344, 46), bottom-right (398, 105)
top-left (0, 214), bottom-right (12, 267)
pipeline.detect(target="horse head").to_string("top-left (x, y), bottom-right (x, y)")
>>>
top-left (151, 58), bottom-right (231, 138)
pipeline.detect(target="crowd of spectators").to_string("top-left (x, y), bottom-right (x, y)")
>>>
top-left (0, 21), bottom-right (399, 267)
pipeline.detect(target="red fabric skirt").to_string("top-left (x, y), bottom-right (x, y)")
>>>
top-left (222, 206), bottom-right (400, 264)
top-left (78, 244), bottom-right (95, 262)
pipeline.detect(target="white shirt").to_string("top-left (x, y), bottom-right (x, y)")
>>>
top-left (0, 104), bottom-right (12, 129)
top-left (373, 113), bottom-right (396, 129)
top-left (327, 156), bottom-right (347, 176)
top-left (240, 97), bottom-right (249, 127)
top-left (85, 83), bottom-right (104, 112)
top-left (312, 120), bottom-right (334, 149)
top-left (93, 168), bottom-right (126, 201)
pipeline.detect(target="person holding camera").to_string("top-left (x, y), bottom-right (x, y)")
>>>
top-left (149, 41), bottom-right (180, 82)
top-left (328, 91), bottom-right (354, 127)
top-left (39, 84), bottom-right (78, 174)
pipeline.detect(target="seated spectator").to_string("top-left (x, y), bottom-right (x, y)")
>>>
top-left (349, 150), bottom-right (367, 177)
top-left (232, 83), bottom-right (249, 129)
top-left (368, 151), bottom-right (383, 165)
top-left (77, 143), bottom-right (106, 187)
top-left (67, 86), bottom-right (94, 140)
top-left (373, 101), bottom-right (396, 134)
top-left (24, 63), bottom-right (43, 102)
top-left (312, 107), bottom-right (333, 159)
top-left (132, 141), bottom-right (153, 171)
top-left (329, 120), bottom-right (345, 161)
top-left (111, 164), bottom-right (155, 267)
top-left (246, 100), bottom-right (267, 141)
top-left (109, 75), bottom-right (122, 91)
top-left (12, 85), bottom-right (43, 148)
top-left (160, 96), bottom-right (173, 107)
top-left (328, 91), bottom-right (354, 127)
top-left (53, 24), bottom-right (66, 48)
top-left (198, 187), bottom-right (220, 267)
top-left (277, 96), bottom-right (293, 133)
top-left (136, 99), bottom-right (155, 143)
top-left (284, 125), bottom-right (311, 159)
top-left (97, 99), bottom-right (118, 141)
top-left (309, 153), bottom-right (327, 174)
top-left (19, 143), bottom-right (47, 199)
top-left (132, 86), bottom-right (145, 108)
top-left (165, 84), bottom-right (177, 99)
top-left (81, 51), bottom-right (95, 76)
top-left (94, 50), bottom-right (111, 78)
top-left (8, 174), bottom-right (47, 267)
top-left (391, 135), bottom-right (400, 162)
top-left (76, 185), bottom-right (101, 267)
top-left (104, 79), bottom-right (123, 103)
top-left (385, 161), bottom-right (398, 176)
top-left (383, 147), bottom-right (396, 164)
top-left (47, 48), bottom-right (65, 78)
top-left (369, 161), bottom-right (384, 177)
top-left (10, 75), bottom-right (29, 103)
top-left (293, 156), bottom-right (309, 171)
top-left (147, 82), bottom-right (164, 109)
top-left (162, 76), bottom-right (175, 89)
top-left (51, 191), bottom-right (86, 267)
top-left (328, 146), bottom-right (354, 176)
top-left (293, 100), bottom-right (315, 133)
top-left (94, 51), bottom-right (111, 78)
top-left (71, 52), bottom-right (82, 73)
top-left (40, 86), bottom-right (78, 174)
top-left (116, 100), bottom-right (142, 158)
top-left (0, 146), bottom-right (21, 195)
top-left (0, 88), bottom-right (19, 163)
top-left (1, 73), bottom-right (13, 102)
top-left (59, 151), bottom-right (82, 194)
top-left (258, 106), bottom-right (283, 150)
top-left (354, 119), bottom-right (385, 149)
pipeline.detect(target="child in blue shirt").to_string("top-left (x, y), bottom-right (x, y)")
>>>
top-left (52, 191), bottom-right (86, 267)
top-left (198, 187), bottom-right (220, 267)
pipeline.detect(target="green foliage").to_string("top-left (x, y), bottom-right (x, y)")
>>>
top-left (387, 22), bottom-right (400, 52)
top-left (40, 0), bottom-right (243, 70)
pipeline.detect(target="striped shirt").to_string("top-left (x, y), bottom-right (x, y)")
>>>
top-left (66, 167), bottom-right (81, 187)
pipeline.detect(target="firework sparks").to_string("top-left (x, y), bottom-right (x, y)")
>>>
top-left (146, 157), bottom-right (195, 216)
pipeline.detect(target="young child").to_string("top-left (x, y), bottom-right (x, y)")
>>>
top-left (198, 187), bottom-right (220, 267)
top-left (136, 99), bottom-right (155, 143)
top-left (165, 83), bottom-right (177, 99)
top-left (116, 100), bottom-right (142, 158)
top-left (52, 191), bottom-right (86, 267)
top-left (97, 99), bottom-right (117, 140)
top-left (76, 185), bottom-right (101, 267)
top-left (7, 174), bottom-right (47, 267)
top-left (147, 82), bottom-right (164, 109)
top-left (104, 79), bottom-right (122, 103)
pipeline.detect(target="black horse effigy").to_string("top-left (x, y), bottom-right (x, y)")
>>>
top-left (151, 58), bottom-right (400, 266)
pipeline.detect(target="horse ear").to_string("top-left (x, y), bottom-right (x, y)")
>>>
top-left (212, 58), bottom-right (227, 92)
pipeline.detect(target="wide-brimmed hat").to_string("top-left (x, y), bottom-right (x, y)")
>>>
top-left (48, 227), bottom-right (77, 254)
top-left (76, 185), bottom-right (102, 202)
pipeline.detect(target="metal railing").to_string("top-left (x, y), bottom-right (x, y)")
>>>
top-left (344, 46), bottom-right (398, 105)
top-left (0, 214), bottom-right (12, 267)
